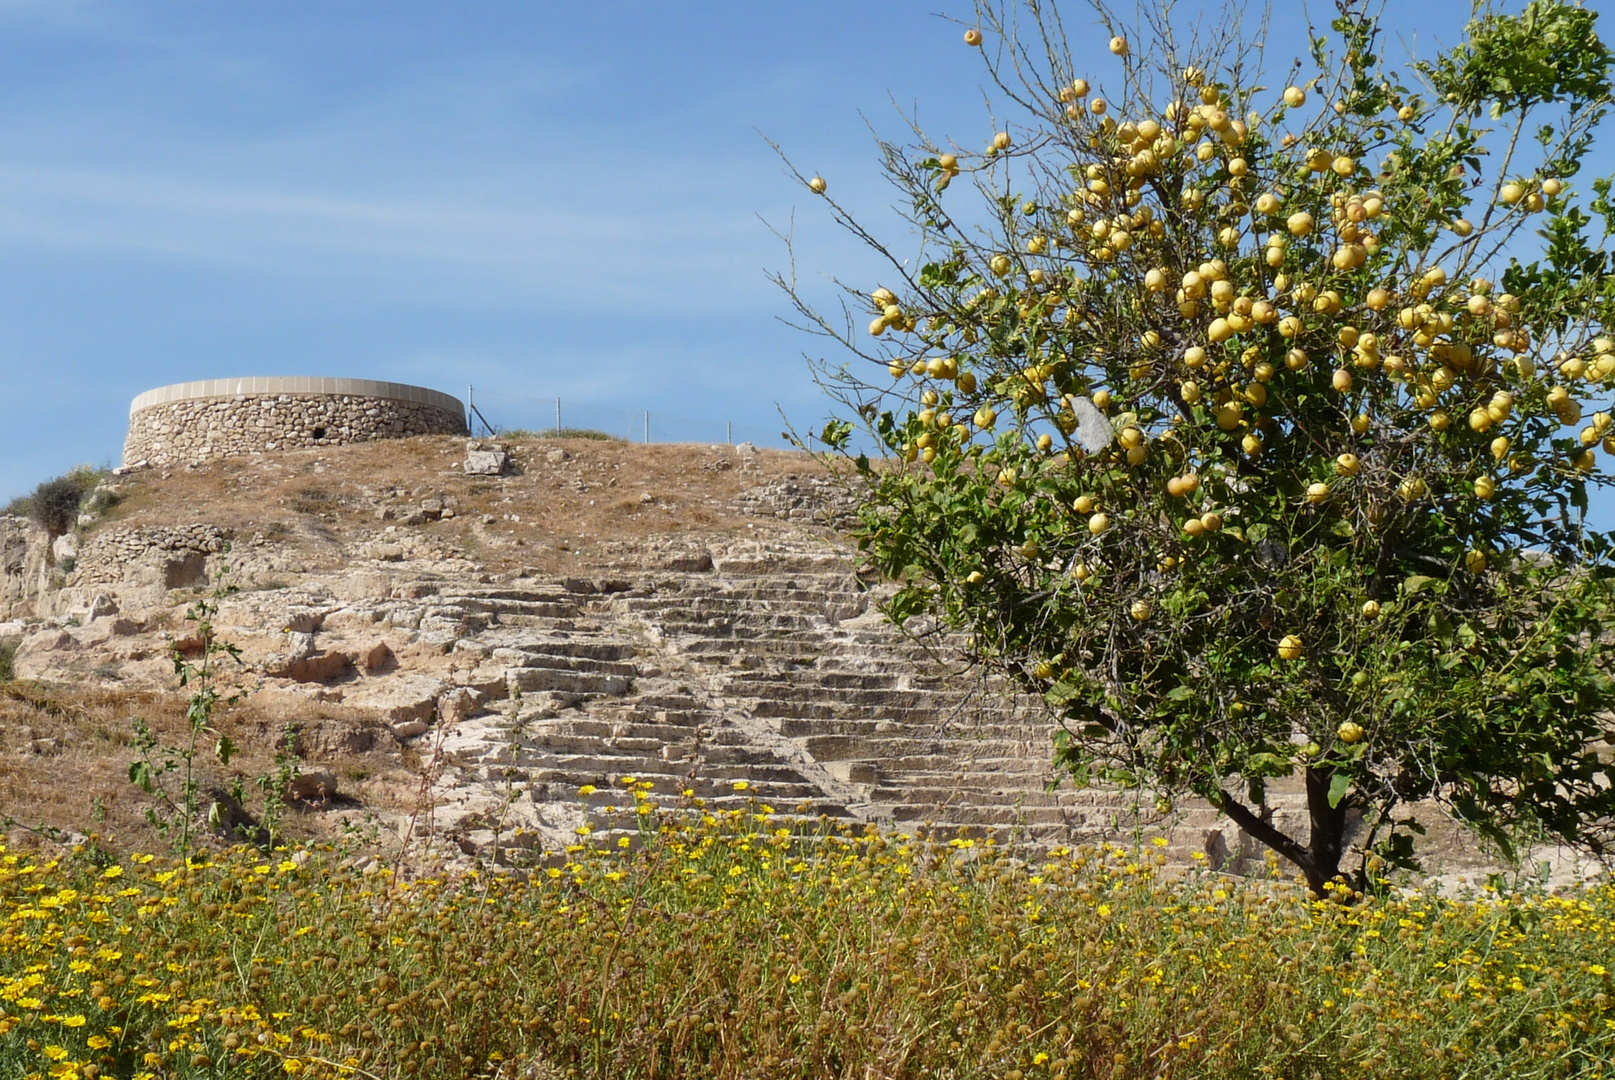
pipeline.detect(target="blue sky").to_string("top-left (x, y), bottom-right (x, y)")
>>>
top-left (0, 0), bottom-right (1609, 525)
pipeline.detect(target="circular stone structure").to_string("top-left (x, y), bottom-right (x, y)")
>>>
top-left (122, 377), bottom-right (468, 468)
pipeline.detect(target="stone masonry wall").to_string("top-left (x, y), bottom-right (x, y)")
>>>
top-left (71, 525), bottom-right (233, 589)
top-left (123, 391), bottom-right (468, 468)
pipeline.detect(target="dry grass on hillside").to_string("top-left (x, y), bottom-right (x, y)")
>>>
top-left (103, 437), bottom-right (836, 576)
top-left (0, 680), bottom-right (415, 856)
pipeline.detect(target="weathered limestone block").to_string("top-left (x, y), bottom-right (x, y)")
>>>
top-left (437, 686), bottom-right (486, 724)
top-left (463, 449), bottom-right (511, 476)
top-left (346, 674), bottom-right (446, 727)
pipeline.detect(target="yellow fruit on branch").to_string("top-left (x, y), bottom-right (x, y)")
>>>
top-left (1277, 634), bottom-right (1303, 661)
top-left (1338, 721), bottom-right (1365, 744)
top-left (964, 28), bottom-right (983, 46)
top-left (809, 176), bottom-right (828, 194)
top-left (1361, 600), bottom-right (1380, 619)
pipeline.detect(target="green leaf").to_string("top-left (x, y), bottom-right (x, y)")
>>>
top-left (1328, 772), bottom-right (1353, 808)
top-left (1046, 680), bottom-right (1083, 705)
top-left (1403, 575), bottom-right (1436, 595)
top-left (1245, 753), bottom-right (1295, 777)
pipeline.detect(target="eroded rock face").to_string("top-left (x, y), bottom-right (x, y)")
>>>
top-left (1, 515), bottom-right (53, 618)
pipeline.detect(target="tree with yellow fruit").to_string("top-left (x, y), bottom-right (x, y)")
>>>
top-left (783, 0), bottom-right (1615, 897)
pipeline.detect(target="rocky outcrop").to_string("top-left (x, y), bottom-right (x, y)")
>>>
top-left (1, 515), bottom-right (55, 618)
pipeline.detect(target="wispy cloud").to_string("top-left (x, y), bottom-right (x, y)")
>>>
top-left (0, 159), bottom-right (814, 312)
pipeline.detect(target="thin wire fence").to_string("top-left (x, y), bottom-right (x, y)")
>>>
top-left (462, 386), bottom-right (797, 448)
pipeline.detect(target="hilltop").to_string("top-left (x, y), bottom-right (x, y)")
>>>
top-left (2, 436), bottom-right (1081, 869)
top-left (0, 435), bottom-right (1538, 886)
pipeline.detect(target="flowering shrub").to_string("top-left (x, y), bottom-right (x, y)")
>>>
top-left (788, 0), bottom-right (1615, 893)
top-left (2, 791), bottom-right (1614, 1078)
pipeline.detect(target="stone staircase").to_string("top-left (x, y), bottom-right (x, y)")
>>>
top-left (388, 539), bottom-right (1210, 861)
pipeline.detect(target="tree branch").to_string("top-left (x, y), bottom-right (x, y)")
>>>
top-left (1213, 791), bottom-right (1316, 878)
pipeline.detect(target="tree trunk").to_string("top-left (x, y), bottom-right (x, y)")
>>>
top-left (1303, 766), bottom-right (1348, 893)
top-left (1215, 768), bottom-right (1350, 899)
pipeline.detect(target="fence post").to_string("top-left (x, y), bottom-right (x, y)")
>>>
top-left (727, 421), bottom-right (732, 445)
top-left (556, 397), bottom-right (561, 436)
top-left (645, 411), bottom-right (650, 444)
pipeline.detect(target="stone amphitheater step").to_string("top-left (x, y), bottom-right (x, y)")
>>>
top-left (437, 596), bottom-right (582, 619)
top-left (410, 539), bottom-right (1262, 863)
top-left (773, 717), bottom-right (1038, 739)
top-left (506, 667), bottom-right (632, 696)
top-left (492, 647), bottom-right (638, 675)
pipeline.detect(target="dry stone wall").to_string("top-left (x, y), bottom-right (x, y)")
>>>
top-left (122, 378), bottom-right (468, 468)
top-left (71, 525), bottom-right (232, 589)
top-left (734, 475), bottom-right (862, 526)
